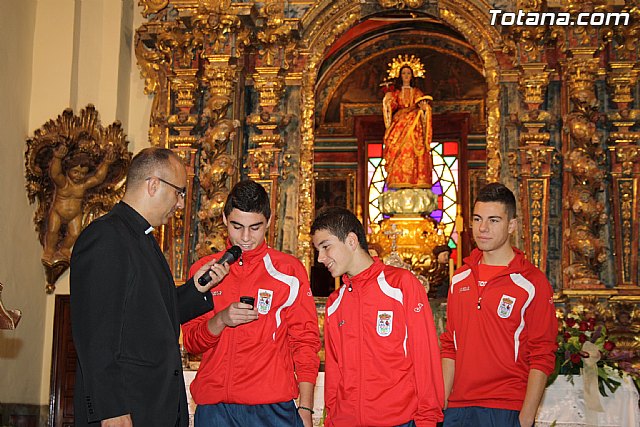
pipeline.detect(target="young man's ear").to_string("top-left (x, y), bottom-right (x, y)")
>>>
top-left (347, 232), bottom-right (359, 250)
top-left (508, 217), bottom-right (518, 234)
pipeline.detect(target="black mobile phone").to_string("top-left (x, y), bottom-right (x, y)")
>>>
top-left (239, 296), bottom-right (255, 308)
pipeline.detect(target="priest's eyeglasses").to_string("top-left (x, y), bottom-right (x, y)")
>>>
top-left (146, 177), bottom-right (186, 199)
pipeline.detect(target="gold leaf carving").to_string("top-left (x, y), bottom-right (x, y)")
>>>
top-left (25, 105), bottom-right (131, 292)
top-left (377, 0), bottom-right (426, 9)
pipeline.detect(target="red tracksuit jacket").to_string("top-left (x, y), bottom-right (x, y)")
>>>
top-left (440, 248), bottom-right (557, 411)
top-left (181, 241), bottom-right (321, 405)
top-left (324, 258), bottom-right (444, 427)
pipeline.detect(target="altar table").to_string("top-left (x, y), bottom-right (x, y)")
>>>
top-left (535, 374), bottom-right (639, 427)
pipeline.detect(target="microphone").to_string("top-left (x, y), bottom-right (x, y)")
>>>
top-left (197, 245), bottom-right (242, 286)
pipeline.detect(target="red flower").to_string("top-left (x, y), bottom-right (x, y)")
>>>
top-left (579, 321), bottom-right (588, 331)
top-left (579, 334), bottom-right (587, 343)
top-left (604, 341), bottom-right (616, 351)
top-left (570, 353), bottom-right (582, 364)
top-left (563, 332), bottom-right (571, 341)
top-left (566, 318), bottom-right (577, 327)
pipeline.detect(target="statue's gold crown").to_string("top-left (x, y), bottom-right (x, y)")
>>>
top-left (387, 54), bottom-right (426, 80)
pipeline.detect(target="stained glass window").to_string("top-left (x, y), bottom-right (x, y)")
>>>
top-left (367, 140), bottom-right (459, 252)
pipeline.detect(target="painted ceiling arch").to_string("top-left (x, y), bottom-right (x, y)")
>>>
top-left (314, 18), bottom-right (486, 131)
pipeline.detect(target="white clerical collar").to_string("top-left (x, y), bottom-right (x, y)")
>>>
top-left (145, 226), bottom-right (154, 235)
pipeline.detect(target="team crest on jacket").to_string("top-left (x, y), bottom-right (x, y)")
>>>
top-left (257, 289), bottom-right (273, 315)
top-left (497, 294), bottom-right (516, 318)
top-left (377, 311), bottom-right (393, 337)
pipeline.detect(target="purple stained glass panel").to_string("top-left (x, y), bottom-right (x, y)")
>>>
top-left (430, 209), bottom-right (443, 222)
top-left (431, 181), bottom-right (443, 195)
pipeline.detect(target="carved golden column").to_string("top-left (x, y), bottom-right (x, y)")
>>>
top-left (500, 1), bottom-right (557, 272)
top-left (162, 15), bottom-right (202, 281)
top-left (187, 0), bottom-right (251, 266)
top-left (561, 53), bottom-right (608, 289)
top-left (295, 0), bottom-right (361, 269)
top-left (607, 63), bottom-right (640, 290)
top-left (247, 71), bottom-right (286, 244)
top-left (513, 64), bottom-right (558, 272)
top-left (246, 0), bottom-right (298, 244)
top-left (135, 0), bottom-right (249, 281)
top-left (135, 21), bottom-right (171, 147)
top-left (194, 54), bottom-right (242, 258)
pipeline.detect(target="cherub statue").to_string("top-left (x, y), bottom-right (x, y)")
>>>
top-left (42, 144), bottom-right (117, 263)
top-left (25, 105), bottom-right (130, 292)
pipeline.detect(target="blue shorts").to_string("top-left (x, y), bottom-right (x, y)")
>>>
top-left (443, 406), bottom-right (522, 427)
top-left (195, 401), bottom-right (303, 427)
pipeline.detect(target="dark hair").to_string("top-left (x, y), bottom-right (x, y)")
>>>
top-left (224, 180), bottom-right (271, 219)
top-left (396, 65), bottom-right (416, 87)
top-left (474, 183), bottom-right (516, 219)
top-left (311, 207), bottom-right (368, 251)
top-left (126, 147), bottom-right (178, 188)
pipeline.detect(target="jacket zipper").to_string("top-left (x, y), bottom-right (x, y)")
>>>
top-left (225, 258), bottom-right (242, 402)
top-left (356, 284), bottom-right (363, 426)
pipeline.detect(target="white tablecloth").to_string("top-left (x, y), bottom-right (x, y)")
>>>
top-left (535, 374), bottom-right (639, 427)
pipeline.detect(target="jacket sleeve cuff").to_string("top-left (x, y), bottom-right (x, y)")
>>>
top-left (440, 349), bottom-right (456, 359)
top-left (296, 371), bottom-right (318, 385)
top-left (203, 318), bottom-right (221, 339)
top-left (530, 360), bottom-right (555, 376)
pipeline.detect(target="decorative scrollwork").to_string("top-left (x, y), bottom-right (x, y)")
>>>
top-left (192, 1), bottom-right (246, 57)
top-left (527, 180), bottom-right (545, 267)
top-left (611, 0), bottom-right (640, 60)
top-left (25, 105), bottom-right (131, 293)
top-left (139, 0), bottom-right (169, 18)
top-left (562, 55), bottom-right (607, 288)
top-left (256, 0), bottom-right (299, 68)
top-left (519, 69), bottom-right (550, 108)
top-left (615, 145), bottom-right (640, 177)
top-left (195, 119), bottom-right (240, 258)
top-left (253, 69), bottom-right (286, 108)
top-left (377, 0), bottom-right (426, 9)
top-left (608, 64), bottom-right (639, 106)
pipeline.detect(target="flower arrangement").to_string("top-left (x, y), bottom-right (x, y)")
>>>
top-left (549, 307), bottom-right (640, 397)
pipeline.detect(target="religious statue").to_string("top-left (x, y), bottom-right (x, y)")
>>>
top-left (382, 54), bottom-right (433, 189)
top-left (43, 144), bottom-right (116, 263)
top-left (25, 105), bottom-right (130, 292)
top-left (425, 244), bottom-right (452, 300)
top-left (0, 282), bottom-right (21, 330)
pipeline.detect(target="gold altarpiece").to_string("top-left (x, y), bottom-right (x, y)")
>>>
top-left (131, 0), bottom-right (640, 370)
